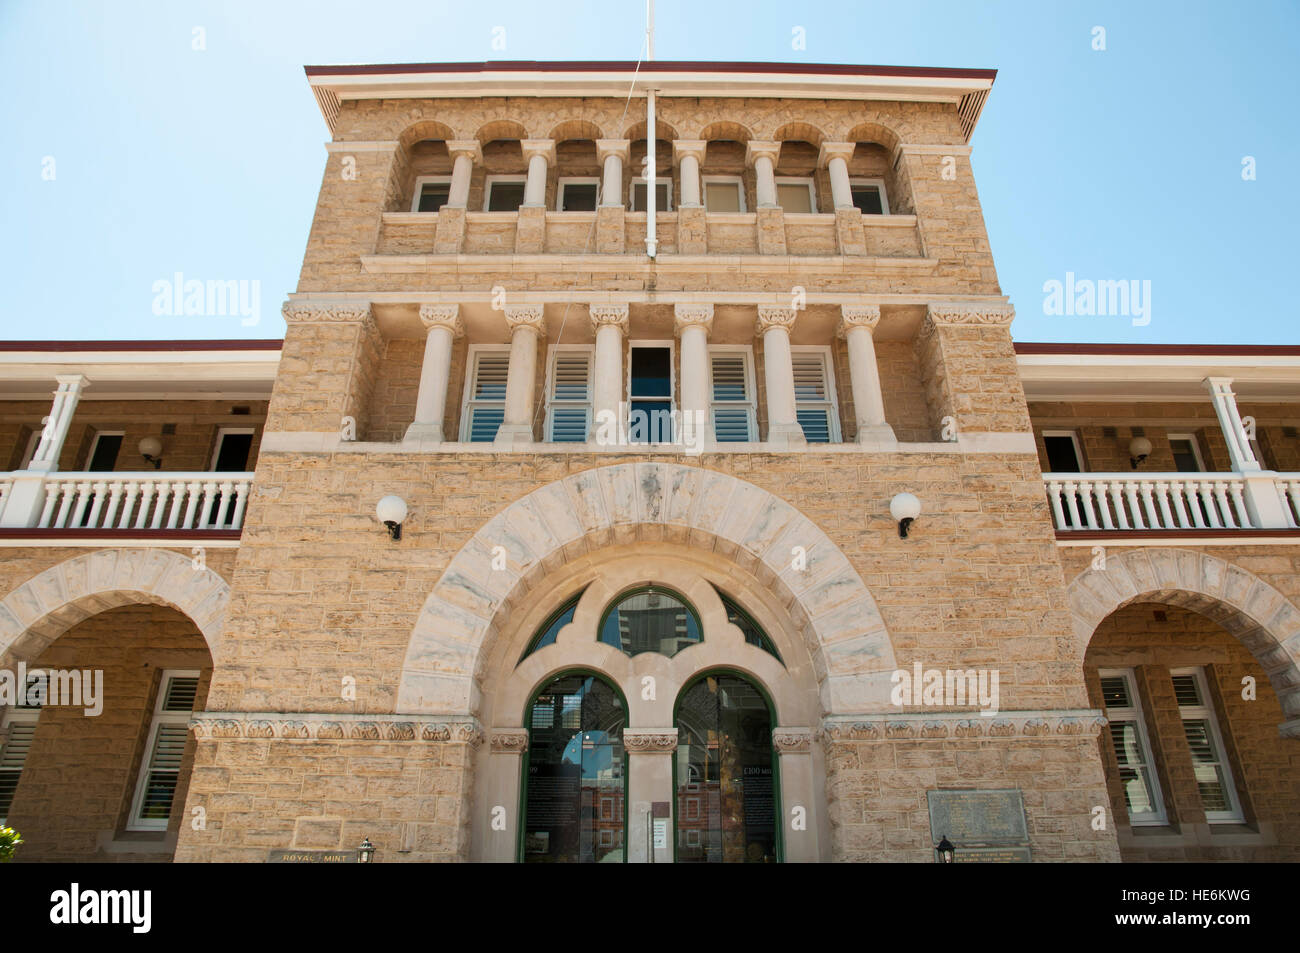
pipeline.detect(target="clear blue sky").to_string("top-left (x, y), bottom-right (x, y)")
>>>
top-left (2, 0), bottom-right (1297, 344)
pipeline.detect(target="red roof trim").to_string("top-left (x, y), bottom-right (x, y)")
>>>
top-left (0, 340), bottom-right (283, 353)
top-left (0, 528), bottom-right (243, 541)
top-left (305, 60), bottom-right (997, 81)
top-left (1056, 529), bottom-right (1300, 541)
top-left (1017, 343), bottom-right (1300, 357)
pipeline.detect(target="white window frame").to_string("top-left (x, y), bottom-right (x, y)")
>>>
top-left (458, 344), bottom-right (512, 442)
top-left (209, 427), bottom-right (255, 471)
top-left (849, 177), bottom-right (890, 215)
top-left (544, 344), bottom-right (594, 443)
top-left (1167, 432), bottom-right (1207, 472)
top-left (410, 175), bottom-right (453, 213)
top-left (1169, 667), bottom-right (1245, 824)
top-left (1042, 429), bottom-right (1086, 473)
top-left (85, 429), bottom-right (125, 471)
top-left (630, 176), bottom-right (673, 212)
top-left (0, 703), bottom-right (41, 825)
top-left (789, 345), bottom-right (842, 444)
top-left (482, 174), bottom-right (528, 212)
top-left (557, 176), bottom-right (601, 212)
top-left (1099, 667), bottom-right (1168, 827)
top-left (701, 175), bottom-right (746, 213)
top-left (708, 345), bottom-right (757, 442)
top-left (627, 340), bottom-right (676, 445)
top-left (774, 175), bottom-right (816, 213)
top-left (127, 669), bottom-right (200, 832)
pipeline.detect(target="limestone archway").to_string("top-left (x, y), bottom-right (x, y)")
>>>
top-left (0, 548), bottom-right (231, 664)
top-left (398, 463), bottom-right (898, 718)
top-left (1066, 548), bottom-right (1300, 726)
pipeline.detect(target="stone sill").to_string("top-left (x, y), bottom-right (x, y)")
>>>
top-left (1119, 821), bottom-right (1275, 850)
top-left (361, 252), bottom-right (939, 274)
top-left (96, 830), bottom-right (178, 854)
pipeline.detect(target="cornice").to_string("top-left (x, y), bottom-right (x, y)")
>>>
top-left (924, 302), bottom-right (1016, 332)
top-left (190, 712), bottom-right (484, 745)
top-left (820, 710), bottom-right (1107, 741)
top-left (282, 304), bottom-right (373, 326)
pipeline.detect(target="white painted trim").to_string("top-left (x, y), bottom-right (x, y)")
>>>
top-left (458, 344), bottom-right (511, 442)
top-left (774, 175), bottom-right (816, 213)
top-left (410, 175), bottom-right (453, 212)
top-left (126, 669), bottom-right (201, 832)
top-left (707, 344), bottom-right (757, 443)
top-left (483, 174), bottom-right (527, 212)
top-left (626, 339), bottom-right (676, 443)
top-left (1057, 535), bottom-right (1300, 547)
top-left (849, 177), bottom-right (890, 214)
top-left (1169, 666), bottom-right (1245, 824)
top-left (543, 344), bottom-right (594, 443)
top-left (789, 344), bottom-right (842, 444)
top-left (1098, 667), bottom-right (1168, 827)
top-left (701, 175), bottom-right (745, 213)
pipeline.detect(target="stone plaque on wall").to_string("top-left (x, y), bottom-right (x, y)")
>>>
top-left (268, 849), bottom-right (358, 863)
top-left (927, 789), bottom-right (1029, 849)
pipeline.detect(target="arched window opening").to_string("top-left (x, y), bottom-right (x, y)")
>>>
top-left (599, 585), bottom-right (702, 657)
top-left (518, 589), bottom-right (585, 663)
top-left (714, 587), bottom-right (783, 664)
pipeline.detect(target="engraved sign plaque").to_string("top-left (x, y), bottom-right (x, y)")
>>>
top-left (927, 789), bottom-right (1029, 849)
top-left (268, 849), bottom-right (359, 863)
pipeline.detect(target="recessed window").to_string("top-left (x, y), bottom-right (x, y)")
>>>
top-left (1043, 430), bottom-right (1084, 472)
top-left (411, 176), bottom-right (452, 213)
top-left (211, 428), bottom-right (254, 471)
top-left (1099, 669), bottom-right (1167, 826)
top-left (631, 177), bottom-right (672, 212)
top-left (790, 347), bottom-right (840, 443)
top-left (850, 178), bottom-right (889, 215)
top-left (518, 591), bottom-right (584, 663)
top-left (600, 586), bottom-right (702, 657)
top-left (709, 347), bottom-right (756, 442)
top-left (86, 430), bottom-right (123, 471)
top-left (558, 178), bottom-right (599, 211)
top-left (1170, 668), bottom-right (1244, 823)
top-left (629, 343), bottom-right (674, 444)
top-left (546, 347), bottom-right (593, 442)
top-left (128, 671), bottom-right (200, 831)
top-left (461, 347), bottom-right (510, 442)
top-left (1168, 434), bottom-right (1206, 472)
top-left (715, 587), bottom-right (782, 663)
top-left (775, 177), bottom-right (815, 213)
top-left (484, 176), bottom-right (527, 212)
top-left (702, 176), bottom-right (744, 212)
top-left (0, 695), bottom-right (41, 823)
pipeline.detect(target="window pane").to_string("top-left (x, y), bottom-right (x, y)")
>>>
top-left (1108, 721), bottom-right (1160, 819)
top-left (561, 183), bottom-right (598, 211)
top-left (631, 182), bottom-right (669, 211)
top-left (487, 182), bottom-right (525, 211)
top-left (631, 347), bottom-right (671, 397)
top-left (851, 185), bottom-right (883, 215)
top-left (601, 588), bottom-right (701, 656)
top-left (1170, 439), bottom-right (1201, 472)
top-left (417, 183), bottom-right (451, 212)
top-left (1099, 675), bottom-right (1130, 708)
top-left (468, 406), bottom-right (504, 442)
top-left (88, 434), bottom-right (122, 471)
top-left (1044, 435), bottom-right (1082, 472)
top-left (704, 181), bottom-right (741, 212)
top-left (777, 183), bottom-right (812, 212)
top-left (1172, 675), bottom-right (1201, 707)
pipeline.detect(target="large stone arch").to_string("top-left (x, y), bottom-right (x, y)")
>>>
top-left (1066, 548), bottom-right (1300, 724)
top-left (0, 549), bottom-right (230, 664)
top-left (398, 463), bottom-right (898, 718)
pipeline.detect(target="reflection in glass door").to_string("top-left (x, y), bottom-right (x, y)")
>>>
top-left (522, 672), bottom-right (626, 863)
top-left (675, 672), bottom-right (779, 863)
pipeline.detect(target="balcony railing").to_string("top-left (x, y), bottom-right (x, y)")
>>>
top-left (0, 472), bottom-right (253, 532)
top-left (1044, 472), bottom-right (1300, 532)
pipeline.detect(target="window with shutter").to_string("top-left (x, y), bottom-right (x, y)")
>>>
top-left (547, 348), bottom-right (593, 443)
top-left (0, 704), bottom-right (40, 822)
top-left (791, 348), bottom-right (840, 443)
top-left (1098, 669), bottom-right (1167, 825)
top-left (461, 349), bottom-right (510, 442)
top-left (128, 671), bottom-right (201, 830)
top-left (709, 348), bottom-right (755, 442)
top-left (1170, 668), bottom-right (1244, 823)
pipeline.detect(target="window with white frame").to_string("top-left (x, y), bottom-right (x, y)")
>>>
top-left (850, 178), bottom-right (890, 215)
top-left (791, 347), bottom-right (840, 443)
top-left (546, 347), bottom-right (593, 442)
top-left (702, 176), bottom-right (745, 212)
top-left (411, 176), bottom-right (452, 213)
top-left (709, 347), bottom-right (756, 442)
top-left (1168, 433), bottom-right (1206, 473)
top-left (631, 177), bottom-right (672, 212)
top-left (0, 700), bottom-right (41, 823)
top-left (558, 177), bottom-right (600, 211)
top-left (85, 430), bottom-right (124, 472)
top-left (483, 175), bottom-right (527, 212)
top-left (210, 427), bottom-right (254, 472)
top-left (127, 670), bottom-right (200, 831)
top-left (628, 342), bottom-right (675, 444)
top-left (775, 176), bottom-right (816, 213)
top-left (1170, 667), bottom-right (1245, 823)
top-left (460, 347), bottom-right (510, 442)
top-left (1042, 430), bottom-right (1085, 473)
top-left (1099, 668), bottom-right (1167, 825)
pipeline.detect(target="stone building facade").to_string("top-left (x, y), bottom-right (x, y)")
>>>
top-left (0, 61), bottom-right (1296, 863)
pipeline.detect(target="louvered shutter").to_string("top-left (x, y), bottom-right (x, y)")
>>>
top-left (465, 352), bottom-right (509, 442)
top-left (548, 351), bottom-right (592, 442)
top-left (0, 719), bottom-right (37, 819)
top-left (710, 352), bottom-right (754, 442)
top-left (130, 673), bottom-right (199, 828)
top-left (793, 352), bottom-right (837, 443)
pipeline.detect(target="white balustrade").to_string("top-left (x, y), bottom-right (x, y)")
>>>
top-left (26, 472), bottom-right (253, 531)
top-left (1044, 473), bottom-right (1256, 531)
top-left (1277, 474), bottom-right (1300, 529)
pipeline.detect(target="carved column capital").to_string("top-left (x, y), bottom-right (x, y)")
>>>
top-left (673, 303), bottom-right (714, 336)
top-left (596, 139), bottom-right (631, 162)
top-left (838, 305), bottom-right (881, 337)
top-left (445, 140), bottom-right (483, 163)
top-left (621, 728), bottom-right (679, 753)
top-left (589, 304), bottom-right (630, 333)
top-left (817, 141), bottom-right (856, 167)
top-left (755, 306), bottom-right (798, 334)
top-left (672, 139), bottom-right (708, 164)
top-left (520, 139), bottom-right (557, 163)
top-left (419, 303), bottom-right (464, 336)
top-left (504, 304), bottom-right (547, 336)
top-left (772, 727), bottom-right (814, 754)
top-left (489, 728), bottom-right (530, 754)
top-left (745, 140), bottom-right (782, 166)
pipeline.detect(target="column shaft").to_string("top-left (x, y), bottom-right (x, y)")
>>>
top-left (405, 305), bottom-right (462, 443)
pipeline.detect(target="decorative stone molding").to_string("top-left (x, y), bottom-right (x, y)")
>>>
top-left (772, 727), bottom-right (813, 754)
top-left (189, 712), bottom-right (485, 745)
top-left (419, 303), bottom-right (464, 336)
top-left (922, 303), bottom-right (1016, 333)
top-left (817, 141), bottom-right (856, 168)
top-left (520, 138), bottom-right (557, 163)
top-left (489, 728), bottom-right (530, 753)
top-left (589, 304), bottom-right (630, 332)
top-left (0, 549), bottom-right (230, 662)
top-left (444, 139), bottom-right (483, 162)
top-left (282, 304), bottom-right (373, 325)
top-left (673, 303), bottom-right (714, 336)
top-left (819, 710), bottom-right (1108, 741)
top-left (671, 139), bottom-right (707, 164)
top-left (504, 305), bottom-right (546, 335)
top-left (755, 306), bottom-right (798, 333)
top-left (1065, 548), bottom-right (1300, 722)
top-left (621, 728), bottom-right (679, 753)
top-left (837, 305), bottom-right (881, 336)
top-left (595, 139), bottom-right (631, 162)
top-left (744, 140), bottom-right (782, 166)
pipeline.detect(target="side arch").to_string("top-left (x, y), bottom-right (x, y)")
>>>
top-left (1066, 547), bottom-right (1300, 722)
top-left (398, 464), bottom-right (898, 717)
top-left (0, 549), bottom-right (231, 663)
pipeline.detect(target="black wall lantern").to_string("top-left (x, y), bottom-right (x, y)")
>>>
top-left (935, 835), bottom-right (955, 863)
top-left (358, 837), bottom-right (376, 863)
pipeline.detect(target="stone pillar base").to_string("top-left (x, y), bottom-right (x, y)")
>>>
top-left (596, 206), bottom-right (625, 254)
top-left (835, 207), bottom-right (867, 256)
top-left (434, 207), bottom-right (467, 254)
top-left (515, 205), bottom-right (546, 254)
top-left (756, 206), bottom-right (787, 255)
top-left (855, 424), bottom-right (898, 449)
top-left (403, 421), bottom-right (446, 443)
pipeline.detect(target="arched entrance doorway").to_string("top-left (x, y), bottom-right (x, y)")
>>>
top-left (520, 671), bottom-right (627, 863)
top-left (674, 670), bottom-right (779, 863)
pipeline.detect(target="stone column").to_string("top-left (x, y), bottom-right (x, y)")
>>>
top-left (773, 728), bottom-right (819, 863)
top-left (520, 139), bottom-right (555, 208)
top-left (0, 374), bottom-right (87, 528)
top-left (479, 728), bottom-right (529, 863)
top-left (746, 141), bottom-right (781, 207)
top-left (673, 140), bottom-right (706, 207)
top-left (404, 305), bottom-right (463, 443)
top-left (622, 728), bottom-right (678, 864)
top-left (675, 304), bottom-right (714, 446)
top-left (756, 307), bottom-right (806, 448)
top-left (818, 142), bottom-right (856, 209)
top-left (589, 305), bottom-right (630, 441)
top-left (596, 139), bottom-right (630, 207)
top-left (1204, 377), bottom-right (1260, 472)
top-left (838, 306), bottom-right (897, 446)
top-left (445, 140), bottom-right (482, 208)
top-left (496, 305), bottom-right (546, 446)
